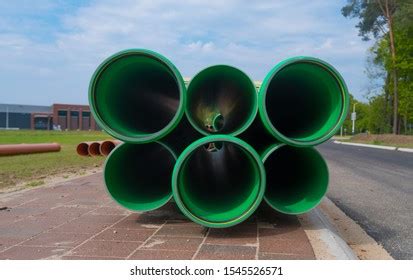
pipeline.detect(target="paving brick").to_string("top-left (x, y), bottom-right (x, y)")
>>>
top-left (61, 255), bottom-right (124, 260)
top-left (72, 214), bottom-right (126, 224)
top-left (141, 236), bottom-right (203, 251)
top-left (206, 224), bottom-right (258, 246)
top-left (53, 220), bottom-right (110, 234)
top-left (155, 223), bottom-right (208, 237)
top-left (195, 244), bottom-right (257, 260)
top-left (258, 252), bottom-right (315, 260)
top-left (70, 240), bottom-right (141, 258)
top-left (113, 217), bottom-right (164, 229)
top-left (259, 236), bottom-right (314, 256)
top-left (258, 227), bottom-right (307, 241)
top-left (129, 249), bottom-right (194, 260)
top-left (91, 207), bottom-right (131, 216)
top-left (93, 228), bottom-right (155, 242)
top-left (0, 237), bottom-right (26, 252)
top-left (21, 232), bottom-right (91, 248)
top-left (0, 246), bottom-right (69, 260)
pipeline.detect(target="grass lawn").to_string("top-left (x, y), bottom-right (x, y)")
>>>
top-left (0, 130), bottom-right (112, 191)
top-left (342, 134), bottom-right (413, 148)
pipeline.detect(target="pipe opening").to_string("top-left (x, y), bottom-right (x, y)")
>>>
top-left (90, 50), bottom-right (184, 142)
top-left (100, 141), bottom-right (116, 156)
top-left (76, 143), bottom-right (89, 156)
top-left (263, 59), bottom-right (346, 144)
top-left (104, 142), bottom-right (175, 211)
top-left (187, 65), bottom-right (257, 135)
top-left (263, 145), bottom-right (328, 214)
top-left (174, 138), bottom-right (264, 226)
top-left (88, 142), bottom-right (101, 156)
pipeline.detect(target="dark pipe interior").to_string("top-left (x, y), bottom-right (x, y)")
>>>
top-left (187, 65), bottom-right (256, 135)
top-left (94, 53), bottom-right (181, 137)
top-left (88, 142), bottom-right (101, 156)
top-left (264, 145), bottom-right (328, 214)
top-left (265, 61), bottom-right (343, 142)
top-left (105, 143), bottom-right (175, 211)
top-left (77, 143), bottom-right (89, 156)
top-left (177, 141), bottom-right (261, 222)
top-left (100, 141), bottom-right (115, 156)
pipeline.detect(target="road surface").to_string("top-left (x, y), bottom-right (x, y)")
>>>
top-left (317, 141), bottom-right (413, 260)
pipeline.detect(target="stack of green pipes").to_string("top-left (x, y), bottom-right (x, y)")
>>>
top-left (89, 49), bottom-right (349, 228)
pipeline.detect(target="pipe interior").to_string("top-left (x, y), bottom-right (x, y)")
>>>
top-left (265, 62), bottom-right (343, 142)
top-left (94, 53), bottom-right (181, 137)
top-left (76, 143), bottom-right (89, 156)
top-left (177, 141), bottom-right (261, 223)
top-left (100, 141), bottom-right (115, 156)
top-left (187, 66), bottom-right (256, 134)
top-left (105, 143), bottom-right (175, 211)
top-left (88, 142), bottom-right (101, 156)
top-left (264, 145), bottom-right (328, 214)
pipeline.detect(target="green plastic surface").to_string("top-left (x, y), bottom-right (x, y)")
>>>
top-left (261, 144), bottom-right (329, 214)
top-left (89, 49), bottom-right (186, 143)
top-left (172, 135), bottom-right (266, 227)
top-left (259, 57), bottom-right (349, 146)
top-left (186, 65), bottom-right (257, 136)
top-left (104, 142), bottom-right (176, 211)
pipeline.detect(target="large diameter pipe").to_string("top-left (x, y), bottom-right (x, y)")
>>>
top-left (186, 65), bottom-right (257, 136)
top-left (99, 140), bottom-right (122, 156)
top-left (88, 141), bottom-right (102, 156)
top-left (261, 144), bottom-right (328, 214)
top-left (0, 143), bottom-right (61, 156)
top-left (76, 142), bottom-right (92, 156)
top-left (172, 135), bottom-right (265, 228)
top-left (104, 142), bottom-right (176, 211)
top-left (89, 49), bottom-right (186, 143)
top-left (259, 57), bottom-right (349, 147)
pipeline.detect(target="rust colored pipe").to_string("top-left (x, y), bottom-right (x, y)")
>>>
top-left (0, 143), bottom-right (61, 156)
top-left (76, 142), bottom-right (93, 156)
top-left (99, 140), bottom-right (122, 156)
top-left (88, 141), bottom-right (102, 156)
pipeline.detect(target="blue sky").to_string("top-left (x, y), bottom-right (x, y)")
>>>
top-left (0, 0), bottom-right (374, 105)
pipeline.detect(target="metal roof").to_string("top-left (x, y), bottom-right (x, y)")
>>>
top-left (0, 104), bottom-right (52, 114)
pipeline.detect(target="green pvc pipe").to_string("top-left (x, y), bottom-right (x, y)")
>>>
top-left (186, 65), bottom-right (257, 136)
top-left (261, 144), bottom-right (329, 214)
top-left (89, 49), bottom-right (186, 143)
top-left (172, 135), bottom-right (266, 228)
top-left (259, 57), bottom-right (349, 147)
top-left (104, 142), bottom-right (176, 211)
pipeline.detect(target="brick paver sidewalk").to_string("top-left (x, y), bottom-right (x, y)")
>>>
top-left (0, 174), bottom-right (315, 260)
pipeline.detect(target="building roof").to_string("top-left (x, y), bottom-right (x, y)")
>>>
top-left (0, 104), bottom-right (52, 114)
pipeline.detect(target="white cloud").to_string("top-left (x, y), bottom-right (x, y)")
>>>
top-left (0, 0), bottom-right (373, 105)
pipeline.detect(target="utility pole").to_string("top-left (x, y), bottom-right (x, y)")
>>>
top-left (6, 106), bottom-right (9, 130)
top-left (351, 103), bottom-right (357, 135)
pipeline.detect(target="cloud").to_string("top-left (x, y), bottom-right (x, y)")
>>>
top-left (0, 0), bottom-right (373, 105)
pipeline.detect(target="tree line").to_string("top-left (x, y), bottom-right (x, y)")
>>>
top-left (342, 0), bottom-right (413, 134)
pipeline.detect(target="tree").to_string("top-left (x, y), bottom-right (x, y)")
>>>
top-left (342, 0), bottom-right (400, 134)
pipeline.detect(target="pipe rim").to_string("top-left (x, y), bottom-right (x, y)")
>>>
top-left (261, 143), bottom-right (329, 214)
top-left (172, 135), bottom-right (266, 228)
top-left (258, 56), bottom-right (349, 147)
top-left (103, 141), bottom-right (177, 211)
top-left (89, 49), bottom-right (186, 143)
top-left (185, 65), bottom-right (258, 136)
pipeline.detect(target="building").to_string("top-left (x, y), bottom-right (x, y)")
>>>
top-left (0, 103), bottom-right (100, 130)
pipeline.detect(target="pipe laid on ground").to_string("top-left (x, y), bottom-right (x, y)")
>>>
top-left (0, 143), bottom-right (61, 156)
top-left (172, 135), bottom-right (265, 228)
top-left (76, 142), bottom-right (93, 156)
top-left (186, 65), bottom-right (257, 136)
top-left (99, 140), bottom-right (122, 156)
top-left (89, 49), bottom-right (186, 143)
top-left (88, 141), bottom-right (102, 156)
top-left (104, 142), bottom-right (176, 211)
top-left (261, 143), bottom-right (328, 214)
top-left (258, 57), bottom-right (349, 147)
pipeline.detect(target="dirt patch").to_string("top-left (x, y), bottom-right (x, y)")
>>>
top-left (350, 134), bottom-right (413, 148)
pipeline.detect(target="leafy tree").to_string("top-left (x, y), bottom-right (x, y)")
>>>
top-left (342, 0), bottom-right (400, 134)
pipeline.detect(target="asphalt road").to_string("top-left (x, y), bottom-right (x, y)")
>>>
top-left (317, 141), bottom-right (413, 260)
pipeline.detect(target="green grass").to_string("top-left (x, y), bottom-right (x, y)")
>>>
top-left (0, 130), bottom-right (112, 190)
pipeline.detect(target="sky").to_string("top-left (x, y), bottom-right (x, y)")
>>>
top-left (0, 0), bottom-right (374, 106)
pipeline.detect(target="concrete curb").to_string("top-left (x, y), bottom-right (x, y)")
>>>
top-left (334, 140), bottom-right (413, 152)
top-left (300, 206), bottom-right (358, 260)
